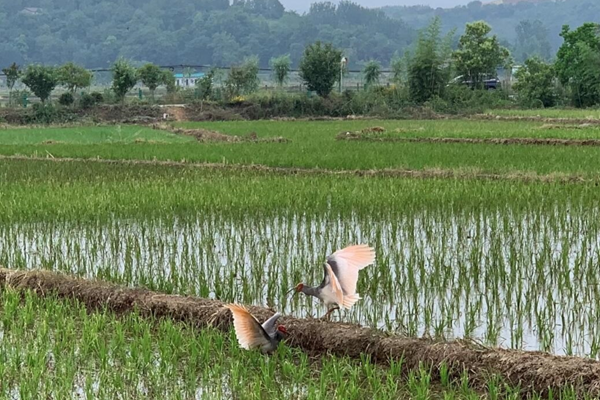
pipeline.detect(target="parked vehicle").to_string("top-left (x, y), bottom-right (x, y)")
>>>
top-left (449, 75), bottom-right (501, 90)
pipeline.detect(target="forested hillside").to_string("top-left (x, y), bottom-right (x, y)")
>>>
top-left (0, 0), bottom-right (414, 69)
top-left (384, 0), bottom-right (600, 61)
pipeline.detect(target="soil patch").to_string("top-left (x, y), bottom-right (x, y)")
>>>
top-left (1, 267), bottom-right (599, 398)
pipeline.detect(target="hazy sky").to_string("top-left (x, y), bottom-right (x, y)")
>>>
top-left (280, 0), bottom-right (472, 13)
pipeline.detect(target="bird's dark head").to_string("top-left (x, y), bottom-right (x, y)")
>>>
top-left (277, 325), bottom-right (288, 335)
top-left (285, 283), bottom-right (304, 296)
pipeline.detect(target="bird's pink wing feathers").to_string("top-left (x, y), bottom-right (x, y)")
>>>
top-left (224, 304), bottom-right (270, 350)
top-left (329, 244), bottom-right (375, 296)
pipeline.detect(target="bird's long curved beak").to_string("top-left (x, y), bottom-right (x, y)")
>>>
top-left (285, 287), bottom-right (296, 296)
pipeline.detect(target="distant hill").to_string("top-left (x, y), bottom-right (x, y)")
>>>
top-left (0, 0), bottom-right (416, 69)
top-left (486, 0), bottom-right (554, 4)
top-left (383, 0), bottom-right (596, 61)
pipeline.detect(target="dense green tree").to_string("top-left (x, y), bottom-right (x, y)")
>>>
top-left (2, 63), bottom-right (21, 104)
top-left (111, 59), bottom-right (138, 103)
top-left (137, 63), bottom-right (163, 99)
top-left (57, 62), bottom-right (93, 94)
top-left (363, 60), bottom-right (381, 88)
top-left (21, 65), bottom-right (58, 103)
top-left (270, 55), bottom-right (291, 87)
top-left (555, 23), bottom-right (600, 107)
top-left (408, 18), bottom-right (452, 103)
top-left (453, 21), bottom-right (511, 87)
top-left (513, 57), bottom-right (557, 108)
top-left (299, 41), bottom-right (343, 97)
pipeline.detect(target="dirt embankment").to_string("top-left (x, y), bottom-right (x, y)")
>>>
top-left (337, 126), bottom-right (600, 147)
top-left (152, 123), bottom-right (289, 143)
top-left (0, 267), bottom-right (599, 398)
top-left (472, 114), bottom-right (600, 125)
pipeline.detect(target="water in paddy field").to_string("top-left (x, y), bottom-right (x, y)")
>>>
top-left (1, 208), bottom-right (600, 358)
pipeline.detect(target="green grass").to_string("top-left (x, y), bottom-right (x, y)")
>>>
top-left (0, 125), bottom-right (194, 145)
top-left (487, 108), bottom-right (600, 119)
top-left (2, 120), bottom-right (600, 177)
top-left (178, 119), bottom-right (600, 140)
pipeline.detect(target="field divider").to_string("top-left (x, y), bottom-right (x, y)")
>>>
top-left (1, 267), bottom-right (599, 397)
top-left (0, 154), bottom-right (592, 183)
top-left (338, 136), bottom-right (600, 147)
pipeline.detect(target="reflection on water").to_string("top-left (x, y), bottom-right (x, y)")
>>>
top-left (1, 208), bottom-right (599, 357)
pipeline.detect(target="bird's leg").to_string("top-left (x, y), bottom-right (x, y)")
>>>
top-left (321, 306), bottom-right (340, 321)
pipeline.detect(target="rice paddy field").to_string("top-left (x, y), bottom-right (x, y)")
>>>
top-left (2, 114), bottom-right (600, 398)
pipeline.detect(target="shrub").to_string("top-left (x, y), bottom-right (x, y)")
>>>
top-left (30, 103), bottom-right (71, 124)
top-left (58, 92), bottom-right (75, 106)
top-left (91, 92), bottom-right (104, 104)
top-left (79, 93), bottom-right (95, 109)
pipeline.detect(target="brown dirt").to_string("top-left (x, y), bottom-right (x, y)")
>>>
top-left (0, 267), bottom-right (599, 398)
top-left (152, 123), bottom-right (289, 143)
top-left (0, 154), bottom-right (593, 184)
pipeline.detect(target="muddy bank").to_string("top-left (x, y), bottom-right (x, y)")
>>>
top-left (0, 155), bottom-right (593, 184)
top-left (0, 268), bottom-right (599, 397)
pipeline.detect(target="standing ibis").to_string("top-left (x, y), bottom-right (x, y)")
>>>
top-left (224, 304), bottom-right (287, 353)
top-left (287, 244), bottom-right (376, 320)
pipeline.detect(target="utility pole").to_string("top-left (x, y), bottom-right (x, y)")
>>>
top-left (340, 57), bottom-right (348, 93)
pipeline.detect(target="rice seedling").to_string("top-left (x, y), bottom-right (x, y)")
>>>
top-left (1, 159), bottom-right (600, 359)
top-left (3, 119), bottom-right (600, 177)
top-left (1, 288), bottom-right (557, 399)
top-left (0, 125), bottom-right (194, 145)
top-left (1, 117), bottom-right (600, 397)
top-left (486, 108), bottom-right (600, 120)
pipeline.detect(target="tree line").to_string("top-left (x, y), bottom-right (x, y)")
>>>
top-left (3, 19), bottom-right (600, 110)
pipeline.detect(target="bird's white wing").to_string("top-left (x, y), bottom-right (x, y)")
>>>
top-left (224, 304), bottom-right (271, 350)
top-left (327, 244), bottom-right (375, 296)
top-left (325, 263), bottom-right (344, 306)
top-left (261, 312), bottom-right (281, 337)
